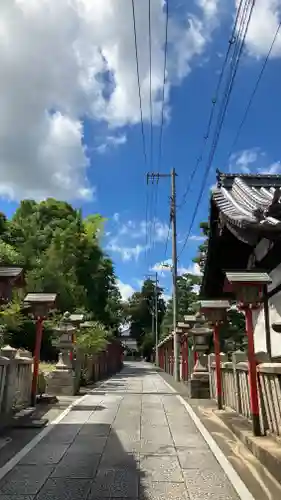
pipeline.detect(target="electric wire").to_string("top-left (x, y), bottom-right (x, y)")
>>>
top-left (178, 0), bottom-right (256, 258)
top-left (147, 0), bottom-right (169, 270)
top-left (229, 20), bottom-right (281, 156)
top-left (131, 0), bottom-right (148, 167)
top-left (177, 0), bottom-right (245, 211)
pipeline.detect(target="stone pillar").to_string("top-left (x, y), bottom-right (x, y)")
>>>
top-left (0, 355), bottom-right (10, 413)
top-left (232, 350), bottom-right (247, 414)
top-left (0, 345), bottom-right (17, 414)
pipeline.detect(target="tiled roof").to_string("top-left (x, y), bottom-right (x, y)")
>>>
top-left (69, 314), bottom-right (84, 323)
top-left (24, 293), bottom-right (57, 303)
top-left (0, 267), bottom-right (23, 278)
top-left (212, 176), bottom-right (281, 232)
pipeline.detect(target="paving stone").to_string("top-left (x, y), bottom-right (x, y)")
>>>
top-left (139, 481), bottom-right (190, 499)
top-left (36, 478), bottom-right (91, 500)
top-left (88, 468), bottom-right (139, 498)
top-left (40, 425), bottom-right (81, 444)
top-left (183, 469), bottom-right (239, 498)
top-left (87, 413), bottom-right (117, 425)
top-left (99, 451), bottom-right (139, 469)
top-left (140, 442), bottom-right (177, 455)
top-left (0, 465), bottom-right (54, 495)
top-left (140, 455), bottom-right (183, 482)
top-left (20, 444), bottom-right (69, 465)
top-left (187, 490), bottom-right (238, 500)
top-left (62, 410), bottom-right (93, 423)
top-left (141, 426), bottom-right (172, 441)
top-left (172, 434), bottom-right (208, 449)
top-left (106, 434), bottom-right (141, 453)
top-left (78, 423), bottom-right (111, 437)
top-left (51, 451), bottom-right (100, 478)
top-left (177, 450), bottom-right (221, 470)
top-left (68, 435), bottom-right (107, 454)
top-left (0, 496), bottom-right (35, 500)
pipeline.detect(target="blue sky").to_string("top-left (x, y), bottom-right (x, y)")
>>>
top-left (1, 0), bottom-right (281, 300)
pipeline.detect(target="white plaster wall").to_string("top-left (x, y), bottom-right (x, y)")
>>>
top-left (253, 263), bottom-right (281, 358)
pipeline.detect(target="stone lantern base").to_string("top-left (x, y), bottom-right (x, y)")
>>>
top-left (46, 352), bottom-right (77, 396)
top-left (189, 354), bottom-right (210, 399)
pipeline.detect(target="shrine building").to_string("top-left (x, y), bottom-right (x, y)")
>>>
top-left (201, 171), bottom-right (281, 359)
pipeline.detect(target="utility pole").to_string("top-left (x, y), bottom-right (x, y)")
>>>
top-left (146, 169), bottom-right (179, 380)
top-left (155, 271), bottom-right (159, 365)
top-left (146, 271), bottom-right (159, 365)
top-left (171, 167), bottom-right (180, 381)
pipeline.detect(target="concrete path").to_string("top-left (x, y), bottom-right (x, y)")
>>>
top-left (0, 362), bottom-right (245, 499)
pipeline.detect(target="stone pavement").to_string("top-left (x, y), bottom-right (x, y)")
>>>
top-left (0, 362), bottom-right (242, 500)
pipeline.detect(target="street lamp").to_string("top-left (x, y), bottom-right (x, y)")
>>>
top-left (24, 293), bottom-right (57, 406)
top-left (54, 312), bottom-right (76, 369)
top-left (68, 313), bottom-right (85, 360)
top-left (225, 271), bottom-right (271, 436)
top-left (178, 316), bottom-right (197, 381)
top-left (198, 300), bottom-right (230, 410)
top-left (0, 267), bottom-right (24, 303)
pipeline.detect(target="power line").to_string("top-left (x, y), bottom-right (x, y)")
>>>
top-left (178, 0), bottom-right (256, 258)
top-left (157, 0), bottom-right (169, 172)
top-left (131, 0), bottom-right (147, 166)
top-left (146, 0), bottom-right (169, 271)
top-left (148, 0), bottom-right (153, 169)
top-left (229, 20), bottom-right (281, 156)
top-left (177, 0), bottom-right (244, 211)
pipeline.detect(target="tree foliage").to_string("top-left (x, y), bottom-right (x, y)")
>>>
top-left (125, 279), bottom-right (166, 355)
top-left (76, 322), bottom-right (111, 354)
top-left (161, 273), bottom-right (201, 339)
top-left (0, 199), bottom-right (124, 358)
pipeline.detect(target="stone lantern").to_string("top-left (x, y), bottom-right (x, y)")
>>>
top-left (53, 312), bottom-right (76, 369)
top-left (225, 271), bottom-right (271, 436)
top-left (23, 293), bottom-right (57, 406)
top-left (46, 312), bottom-right (77, 396)
top-left (198, 300), bottom-right (230, 410)
top-left (188, 314), bottom-right (212, 399)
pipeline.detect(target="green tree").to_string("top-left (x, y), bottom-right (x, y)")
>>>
top-left (125, 279), bottom-right (166, 354)
top-left (192, 221), bottom-right (209, 273)
top-left (0, 200), bottom-right (124, 357)
top-left (161, 273), bottom-right (201, 338)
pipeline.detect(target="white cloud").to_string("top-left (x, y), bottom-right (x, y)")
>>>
top-left (229, 148), bottom-right (281, 175)
top-left (113, 213), bottom-right (120, 223)
top-left (0, 0), bottom-right (220, 200)
top-left (117, 219), bottom-right (170, 242)
top-left (188, 234), bottom-right (206, 241)
top-left (106, 238), bottom-right (147, 261)
top-left (241, 0), bottom-right (281, 58)
top-left (259, 161), bottom-right (281, 174)
top-left (179, 262), bottom-right (202, 276)
top-left (229, 148), bottom-right (259, 173)
top-left (96, 134), bottom-right (127, 154)
top-left (117, 280), bottom-right (135, 300)
top-left (151, 259), bottom-right (172, 272)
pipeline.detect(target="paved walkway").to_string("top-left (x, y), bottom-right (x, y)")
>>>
top-left (0, 362), bottom-right (243, 500)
